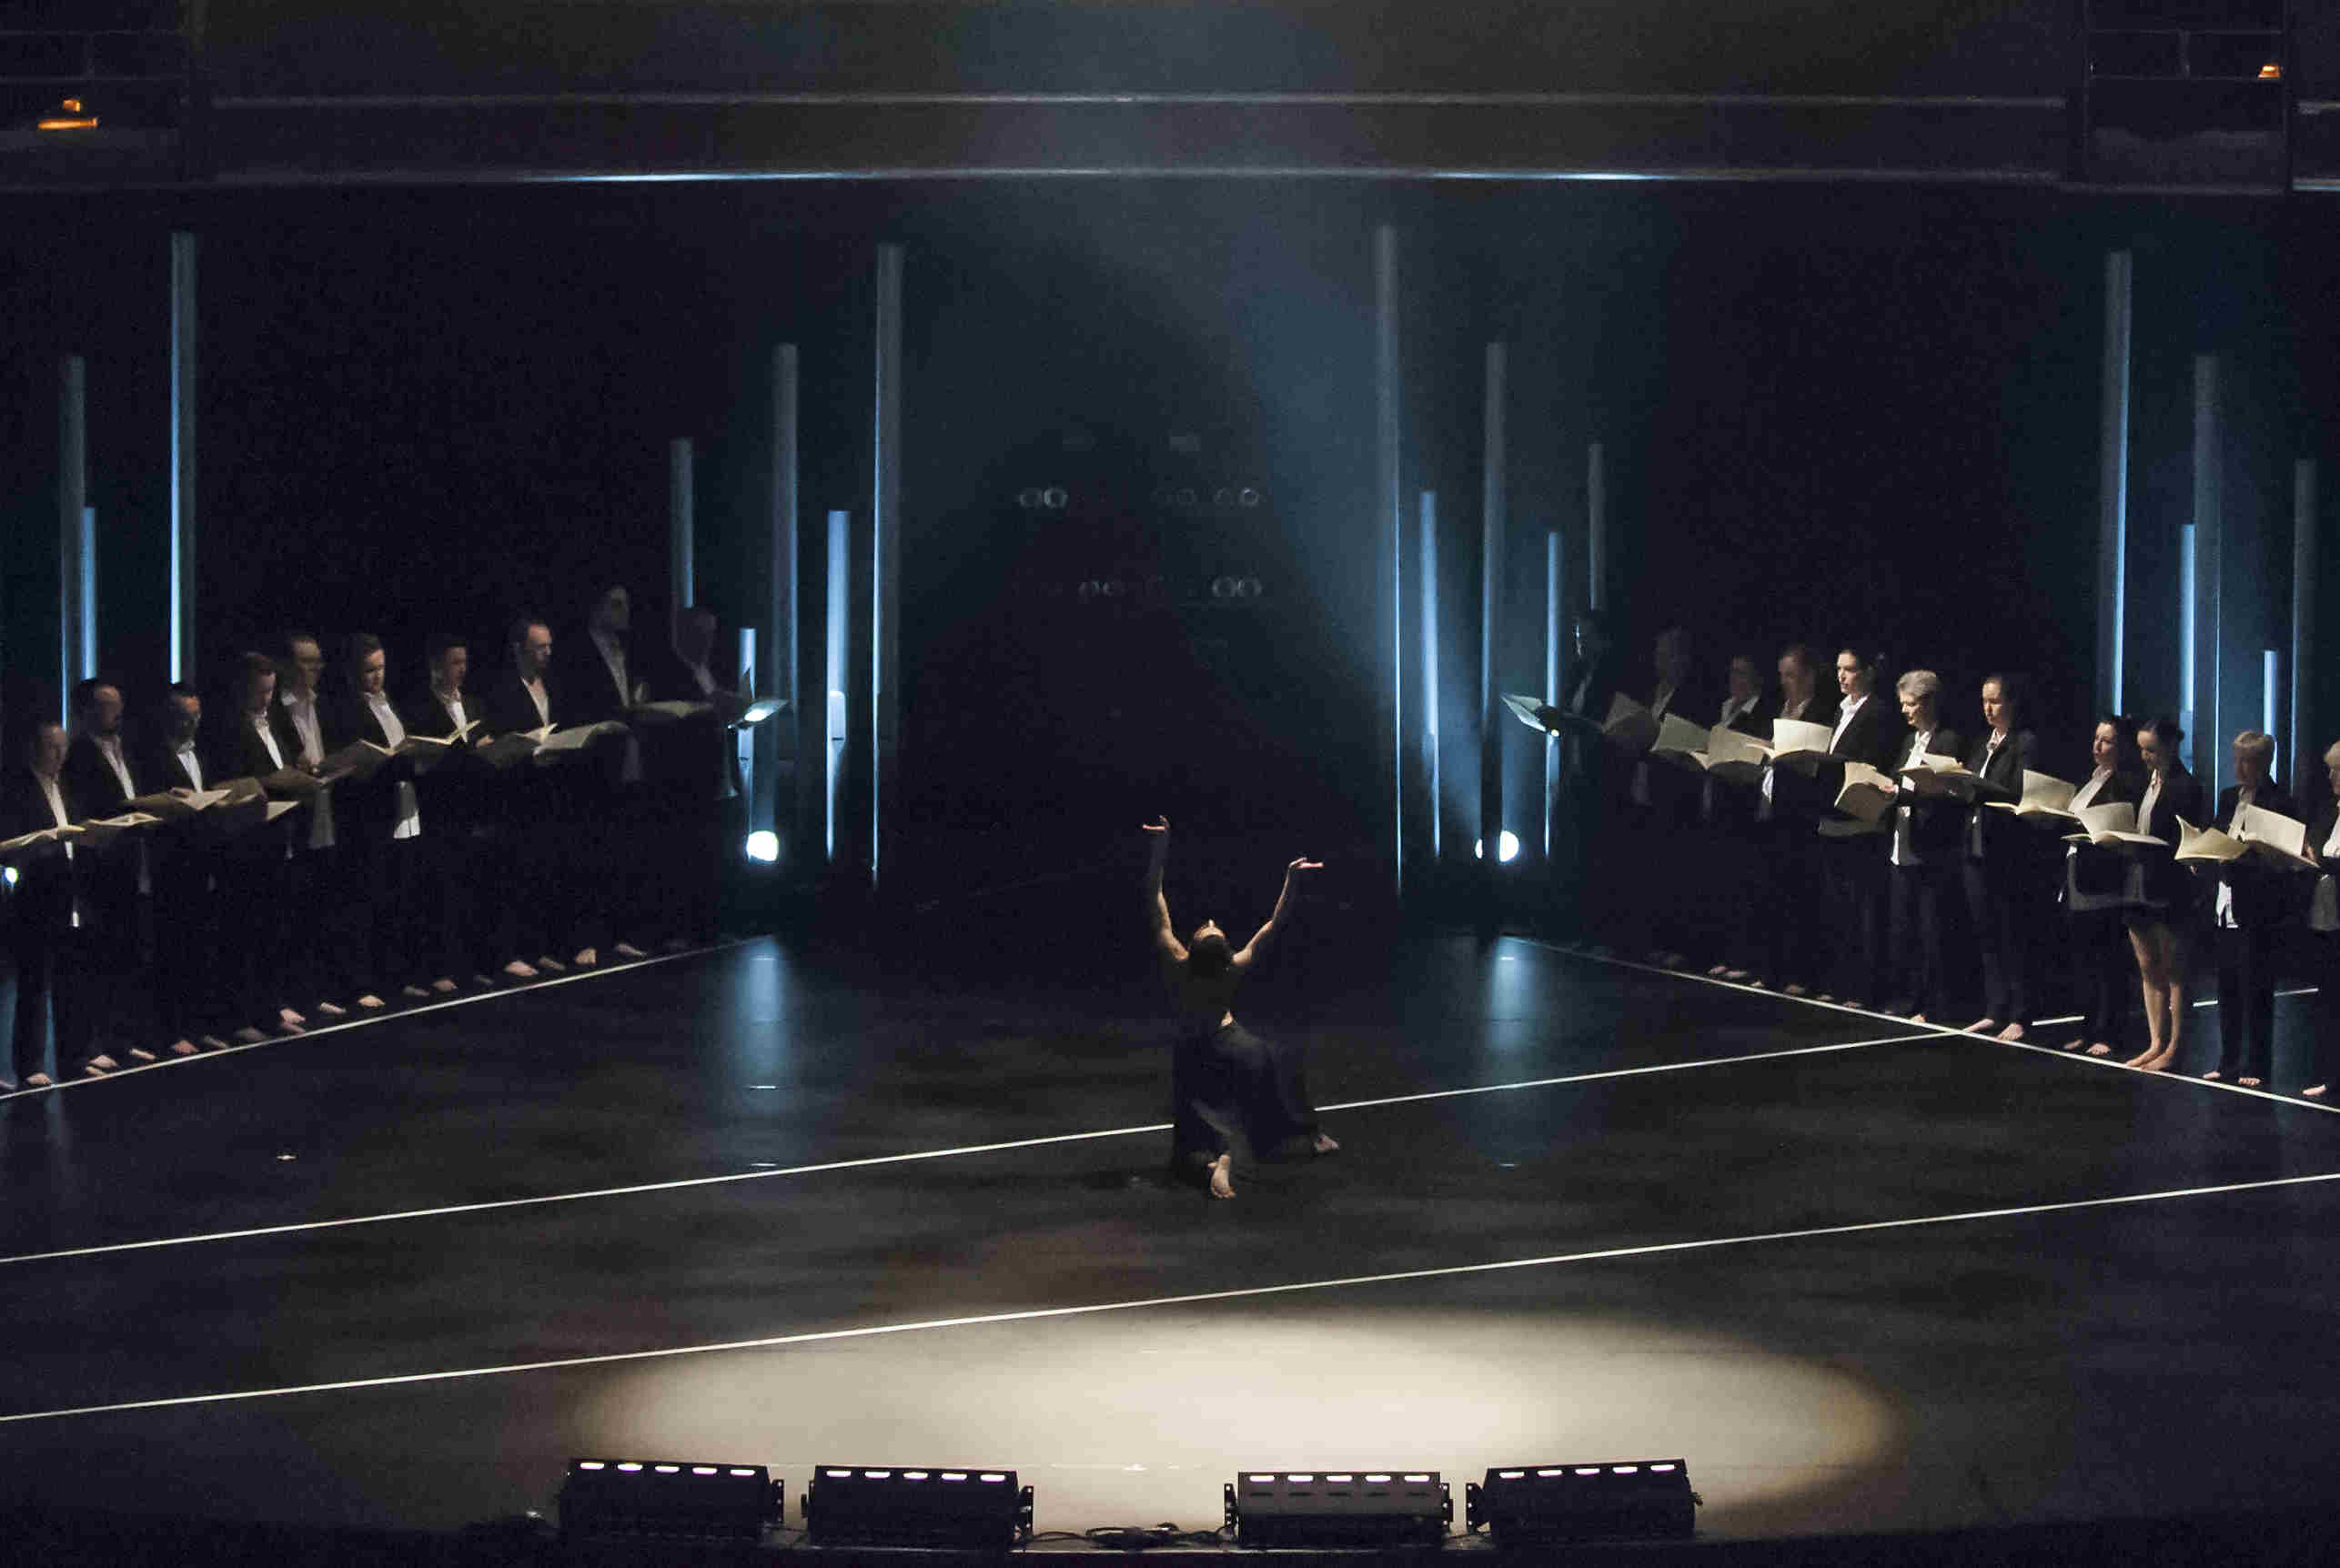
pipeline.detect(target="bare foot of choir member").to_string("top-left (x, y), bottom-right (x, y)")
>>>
top-left (1142, 818), bottom-right (1331, 1199)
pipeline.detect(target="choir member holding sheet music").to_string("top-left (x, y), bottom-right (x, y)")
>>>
top-left (1957, 674), bottom-right (2042, 1041)
top-left (1700, 652), bottom-right (1776, 980)
top-left (328, 633), bottom-right (445, 1004)
top-left (1753, 645), bottom-right (1834, 993)
top-left (1, 720), bottom-right (103, 1087)
top-left (651, 605), bottom-right (745, 948)
top-left (482, 615), bottom-right (584, 976)
top-left (277, 631), bottom-right (371, 1017)
top-left (409, 632), bottom-right (508, 985)
top-left (1624, 627), bottom-right (1712, 967)
top-left (1810, 648), bottom-right (1901, 1010)
top-left (1552, 610), bottom-right (1623, 943)
top-left (63, 678), bottom-right (158, 1064)
top-left (2301, 741), bottom-right (2340, 1100)
top-left (2051, 717), bottom-right (2143, 1058)
top-left (138, 685), bottom-right (217, 1056)
top-left (1882, 671), bottom-right (1967, 1023)
top-left (2191, 731), bottom-right (2305, 1087)
top-left (219, 649), bottom-right (322, 1044)
top-left (2123, 718), bottom-right (2207, 1072)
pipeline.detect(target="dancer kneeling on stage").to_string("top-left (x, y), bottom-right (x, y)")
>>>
top-left (1142, 817), bottom-right (1332, 1199)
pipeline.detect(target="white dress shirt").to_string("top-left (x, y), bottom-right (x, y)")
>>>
top-left (175, 742), bottom-right (204, 792)
top-left (2214, 786), bottom-right (2256, 929)
top-left (1759, 694), bottom-right (1817, 819)
top-left (2312, 810), bottom-right (2340, 933)
top-left (364, 692), bottom-right (422, 840)
top-left (1890, 728), bottom-right (1937, 867)
top-left (436, 690), bottom-right (469, 734)
top-left (277, 690), bottom-right (334, 850)
top-left (590, 628), bottom-right (630, 709)
top-left (522, 678), bottom-right (551, 729)
top-left (92, 733), bottom-right (136, 800)
top-left (1828, 691), bottom-right (1868, 750)
top-left (1967, 731), bottom-right (2010, 856)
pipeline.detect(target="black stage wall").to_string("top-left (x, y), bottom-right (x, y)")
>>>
top-left (3, 181), bottom-right (2337, 890)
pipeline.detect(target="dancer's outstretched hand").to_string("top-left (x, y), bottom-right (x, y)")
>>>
top-left (1287, 857), bottom-right (1322, 874)
top-left (1141, 816), bottom-right (1170, 837)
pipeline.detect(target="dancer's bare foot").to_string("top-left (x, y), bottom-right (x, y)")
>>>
top-left (168, 1039), bottom-right (197, 1057)
top-left (2237, 1076), bottom-right (2262, 1090)
top-left (1996, 1022), bottom-right (2026, 1043)
top-left (2200, 1069), bottom-right (2221, 1081)
top-left (2060, 1037), bottom-right (2086, 1052)
top-left (1312, 1131), bottom-right (1340, 1155)
top-left (356, 994), bottom-right (386, 1010)
top-left (2304, 1083), bottom-right (2327, 1099)
top-left (1967, 1018), bottom-right (2000, 1035)
top-left (1207, 1156), bottom-right (1235, 1200)
top-left (2085, 1042), bottom-right (2113, 1057)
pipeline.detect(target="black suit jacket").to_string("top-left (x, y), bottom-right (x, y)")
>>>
top-left (2067, 768), bottom-right (2144, 900)
top-left (1890, 725), bottom-right (1968, 860)
top-left (555, 631), bottom-right (634, 725)
top-left (481, 668), bottom-right (557, 739)
top-left (2310, 796), bottom-right (2340, 879)
top-left (0, 769), bottom-right (86, 930)
top-left (1962, 728), bottom-right (2038, 860)
top-left (2208, 781), bottom-right (2306, 928)
top-left (1555, 650), bottom-right (1622, 791)
top-left (2133, 767), bottom-right (2209, 910)
top-left (62, 733), bottom-right (139, 817)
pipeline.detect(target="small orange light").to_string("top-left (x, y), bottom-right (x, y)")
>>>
top-left (37, 96), bottom-right (99, 132)
top-left (2258, 63), bottom-right (2282, 81)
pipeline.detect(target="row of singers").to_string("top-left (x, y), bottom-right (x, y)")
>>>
top-left (1, 587), bottom-right (752, 1091)
top-left (1543, 616), bottom-right (2339, 1099)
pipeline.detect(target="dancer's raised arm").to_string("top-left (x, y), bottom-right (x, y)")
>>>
top-left (1235, 856), bottom-right (1322, 972)
top-left (1141, 816), bottom-right (1186, 961)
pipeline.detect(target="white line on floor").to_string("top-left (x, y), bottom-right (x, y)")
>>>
top-left (0, 1032), bottom-right (1934, 1270)
top-left (5, 1166), bottom-right (2335, 1426)
top-left (1514, 938), bottom-right (2340, 1115)
top-left (0, 939), bottom-right (760, 1102)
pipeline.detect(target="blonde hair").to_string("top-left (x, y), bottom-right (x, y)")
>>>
top-left (2232, 730), bottom-right (2275, 765)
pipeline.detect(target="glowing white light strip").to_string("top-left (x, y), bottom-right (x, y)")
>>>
top-left (0, 1033), bottom-right (1929, 1269)
top-left (5, 1168), bottom-right (2335, 1426)
top-left (0, 939), bottom-right (754, 1103)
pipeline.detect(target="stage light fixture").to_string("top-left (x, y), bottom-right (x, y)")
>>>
top-left (1465, 1460), bottom-right (1699, 1545)
top-left (1474, 830), bottom-right (1520, 862)
top-left (559, 1457), bottom-right (780, 1545)
top-left (1044, 487), bottom-right (1068, 509)
top-left (742, 829), bottom-right (780, 863)
top-left (1238, 487), bottom-right (1262, 507)
top-left (1224, 1470), bottom-right (1449, 1547)
top-left (803, 1465), bottom-right (1032, 1549)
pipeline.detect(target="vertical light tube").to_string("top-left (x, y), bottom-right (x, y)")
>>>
top-left (669, 437), bottom-right (695, 611)
top-left (825, 508), bottom-right (850, 862)
top-left (2179, 524), bottom-right (2198, 749)
top-left (2190, 355), bottom-right (2223, 777)
top-left (1479, 343), bottom-right (1507, 898)
top-left (1587, 441), bottom-right (1607, 611)
top-left (60, 355), bottom-right (88, 720)
top-left (170, 231), bottom-right (198, 682)
top-left (2097, 249), bottom-right (2133, 714)
top-left (2293, 460), bottom-right (2317, 781)
top-left (1419, 492), bottom-right (1440, 861)
top-left (2263, 650), bottom-right (2280, 748)
top-left (1376, 225), bottom-right (1402, 899)
top-left (1545, 528), bottom-right (1561, 860)
top-left (772, 343), bottom-right (802, 842)
top-left (872, 244), bottom-right (904, 890)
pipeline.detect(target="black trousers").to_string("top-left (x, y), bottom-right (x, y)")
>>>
top-left (2306, 930), bottom-right (2340, 1089)
top-left (150, 846), bottom-right (215, 1039)
top-left (2214, 921), bottom-right (2282, 1081)
top-left (1890, 859), bottom-right (1961, 1019)
top-left (9, 917), bottom-right (96, 1080)
top-left (1819, 831), bottom-right (1890, 1007)
top-left (2068, 904), bottom-right (2132, 1048)
top-left (1758, 818), bottom-right (1823, 986)
top-left (1963, 850), bottom-right (2040, 1024)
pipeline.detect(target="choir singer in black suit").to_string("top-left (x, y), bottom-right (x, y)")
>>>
top-left (218, 650), bottom-right (321, 1043)
top-left (1701, 651), bottom-right (1777, 981)
top-left (409, 632), bottom-right (512, 984)
top-left (651, 605), bottom-right (746, 948)
top-left (1753, 644), bottom-right (1833, 993)
top-left (1959, 673), bottom-right (2042, 1041)
top-left (2056, 717), bottom-right (2143, 1059)
top-left (2, 720), bottom-right (105, 1087)
top-left (1810, 648), bottom-right (1901, 1010)
top-left (2197, 730), bottom-right (2300, 1088)
top-left (63, 678), bottom-right (160, 1063)
top-left (137, 684), bottom-right (217, 1055)
top-left (1883, 670), bottom-right (1965, 1023)
top-left (554, 586), bottom-right (653, 962)
top-left (482, 616), bottom-right (585, 974)
top-left (329, 633), bottom-right (447, 1000)
top-left (2123, 718), bottom-right (2207, 1073)
top-left (2300, 741), bottom-right (2340, 1101)
top-left (1554, 609), bottom-right (1621, 943)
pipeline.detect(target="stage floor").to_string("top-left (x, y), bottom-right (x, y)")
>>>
top-left (4, 922), bottom-right (2339, 1548)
